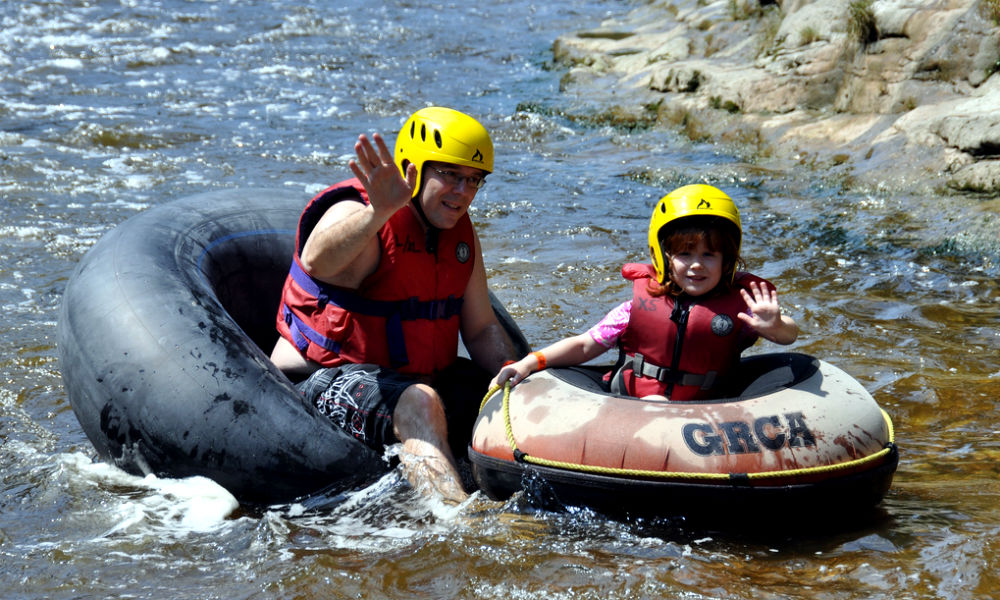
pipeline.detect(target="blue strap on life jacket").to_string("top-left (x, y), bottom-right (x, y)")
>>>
top-left (282, 304), bottom-right (342, 354)
top-left (287, 260), bottom-right (464, 368)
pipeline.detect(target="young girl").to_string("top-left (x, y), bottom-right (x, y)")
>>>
top-left (491, 184), bottom-right (798, 400)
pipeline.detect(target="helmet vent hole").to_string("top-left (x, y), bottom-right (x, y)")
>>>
top-left (410, 122), bottom-right (415, 138)
top-left (420, 124), bottom-right (426, 141)
top-left (434, 130), bottom-right (442, 148)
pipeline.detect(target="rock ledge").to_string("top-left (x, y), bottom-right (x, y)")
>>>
top-left (553, 0), bottom-right (1000, 194)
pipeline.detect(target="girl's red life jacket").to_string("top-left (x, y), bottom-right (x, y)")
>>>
top-left (275, 179), bottom-right (475, 375)
top-left (611, 263), bottom-right (769, 400)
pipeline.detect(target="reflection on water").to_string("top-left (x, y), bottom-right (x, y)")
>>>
top-left (1, 0), bottom-right (998, 598)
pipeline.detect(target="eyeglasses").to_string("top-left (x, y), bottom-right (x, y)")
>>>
top-left (428, 166), bottom-right (487, 190)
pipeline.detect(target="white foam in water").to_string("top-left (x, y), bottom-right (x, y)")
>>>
top-left (60, 453), bottom-right (239, 537)
top-left (46, 58), bottom-right (85, 70)
top-left (273, 470), bottom-right (420, 552)
top-left (272, 451), bottom-right (483, 554)
top-left (138, 474), bottom-right (240, 531)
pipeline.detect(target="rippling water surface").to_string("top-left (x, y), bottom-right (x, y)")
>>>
top-left (2, 1), bottom-right (999, 599)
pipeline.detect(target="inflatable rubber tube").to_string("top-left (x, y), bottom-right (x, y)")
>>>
top-left (59, 188), bottom-right (528, 505)
top-left (470, 353), bottom-right (897, 518)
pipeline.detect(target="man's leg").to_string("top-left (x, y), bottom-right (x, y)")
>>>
top-left (299, 364), bottom-right (468, 503)
top-left (392, 383), bottom-right (468, 504)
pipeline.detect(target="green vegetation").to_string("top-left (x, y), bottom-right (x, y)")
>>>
top-left (709, 96), bottom-right (741, 113)
top-left (643, 98), bottom-right (665, 113)
top-left (848, 0), bottom-right (879, 45)
top-left (981, 0), bottom-right (1000, 24)
top-left (575, 30), bottom-right (634, 41)
top-left (662, 106), bottom-right (711, 142)
top-left (703, 32), bottom-right (732, 58)
top-left (589, 105), bottom-right (660, 132)
top-left (981, 0), bottom-right (1000, 80)
top-left (799, 26), bottom-right (821, 46)
top-left (755, 8), bottom-right (784, 58)
top-left (728, 0), bottom-right (763, 20)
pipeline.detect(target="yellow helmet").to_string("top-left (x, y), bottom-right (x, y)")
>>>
top-left (394, 107), bottom-right (494, 198)
top-left (648, 184), bottom-right (742, 284)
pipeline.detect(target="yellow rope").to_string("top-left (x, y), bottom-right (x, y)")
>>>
top-left (479, 383), bottom-right (502, 413)
top-left (478, 381), bottom-right (897, 483)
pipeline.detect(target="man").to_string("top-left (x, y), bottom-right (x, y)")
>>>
top-left (270, 107), bottom-right (517, 503)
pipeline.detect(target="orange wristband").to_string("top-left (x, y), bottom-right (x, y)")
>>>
top-left (531, 351), bottom-right (547, 370)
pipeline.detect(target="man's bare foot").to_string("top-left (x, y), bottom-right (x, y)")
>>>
top-left (397, 439), bottom-right (469, 504)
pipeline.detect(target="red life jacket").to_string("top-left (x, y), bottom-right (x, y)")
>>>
top-left (275, 179), bottom-right (475, 375)
top-left (611, 263), bottom-right (769, 400)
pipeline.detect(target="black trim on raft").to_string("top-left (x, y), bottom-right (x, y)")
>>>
top-left (469, 444), bottom-right (899, 522)
top-left (58, 188), bottom-right (530, 506)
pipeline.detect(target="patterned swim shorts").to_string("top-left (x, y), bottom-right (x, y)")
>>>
top-left (296, 363), bottom-right (416, 451)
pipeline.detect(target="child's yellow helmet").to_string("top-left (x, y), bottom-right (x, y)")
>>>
top-left (648, 184), bottom-right (742, 284)
top-left (394, 107), bottom-right (494, 198)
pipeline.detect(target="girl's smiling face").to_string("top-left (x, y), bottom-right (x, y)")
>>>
top-left (668, 237), bottom-right (723, 296)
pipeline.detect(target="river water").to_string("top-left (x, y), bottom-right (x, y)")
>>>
top-left (2, 1), bottom-right (999, 598)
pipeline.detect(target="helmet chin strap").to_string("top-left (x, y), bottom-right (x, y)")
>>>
top-left (410, 196), bottom-right (440, 255)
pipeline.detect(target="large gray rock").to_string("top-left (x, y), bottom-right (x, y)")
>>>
top-left (552, 0), bottom-right (1000, 193)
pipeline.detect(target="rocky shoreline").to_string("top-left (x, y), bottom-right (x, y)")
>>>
top-left (552, 0), bottom-right (1000, 195)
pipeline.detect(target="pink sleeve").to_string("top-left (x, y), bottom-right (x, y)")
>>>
top-left (587, 301), bottom-right (631, 349)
